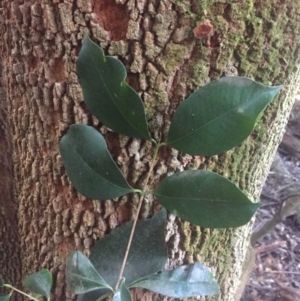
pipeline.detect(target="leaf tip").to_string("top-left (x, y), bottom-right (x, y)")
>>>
top-left (273, 84), bottom-right (283, 94)
top-left (82, 32), bottom-right (93, 48)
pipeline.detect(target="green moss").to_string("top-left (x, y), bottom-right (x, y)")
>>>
top-left (163, 1), bottom-right (300, 299)
top-left (229, 1), bottom-right (253, 21)
top-left (190, 225), bottom-right (201, 247)
top-left (171, 0), bottom-right (197, 20)
top-left (239, 57), bottom-right (256, 75)
top-left (228, 143), bottom-right (250, 189)
top-left (179, 221), bottom-right (193, 252)
top-left (158, 42), bottom-right (189, 75)
top-left (189, 45), bottom-right (211, 87)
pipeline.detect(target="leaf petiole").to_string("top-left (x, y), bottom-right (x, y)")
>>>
top-left (151, 138), bottom-right (158, 145)
top-left (132, 189), bottom-right (143, 194)
top-left (114, 142), bottom-right (162, 290)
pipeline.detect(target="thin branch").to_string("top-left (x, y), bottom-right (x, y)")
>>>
top-left (263, 270), bottom-right (300, 275)
top-left (114, 143), bottom-right (161, 290)
top-left (251, 212), bottom-right (281, 245)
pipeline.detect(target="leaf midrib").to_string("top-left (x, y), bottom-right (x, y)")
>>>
top-left (139, 279), bottom-right (215, 285)
top-left (153, 192), bottom-right (251, 204)
top-left (68, 271), bottom-right (108, 289)
top-left (168, 88), bottom-right (273, 145)
top-left (168, 99), bottom-right (250, 145)
top-left (28, 274), bottom-right (49, 296)
top-left (69, 141), bottom-right (132, 194)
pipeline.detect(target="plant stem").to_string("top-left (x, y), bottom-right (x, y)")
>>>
top-left (4, 284), bottom-right (40, 301)
top-left (114, 143), bottom-right (161, 290)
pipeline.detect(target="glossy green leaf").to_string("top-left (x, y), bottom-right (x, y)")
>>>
top-left (77, 209), bottom-right (167, 301)
top-left (60, 124), bottom-right (134, 200)
top-left (23, 269), bottom-right (52, 300)
top-left (77, 34), bottom-right (151, 140)
top-left (131, 262), bottom-right (219, 298)
top-left (153, 170), bottom-right (259, 228)
top-left (113, 279), bottom-right (132, 301)
top-left (166, 77), bottom-right (282, 156)
top-left (66, 251), bottom-right (113, 294)
top-left (0, 293), bottom-right (12, 301)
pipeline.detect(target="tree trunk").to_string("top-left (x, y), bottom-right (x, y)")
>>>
top-left (1, 1), bottom-right (300, 301)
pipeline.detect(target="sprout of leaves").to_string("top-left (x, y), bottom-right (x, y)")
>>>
top-left (60, 34), bottom-right (282, 301)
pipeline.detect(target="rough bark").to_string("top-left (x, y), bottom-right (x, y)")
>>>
top-left (0, 38), bottom-right (22, 297)
top-left (0, 1), bottom-right (300, 301)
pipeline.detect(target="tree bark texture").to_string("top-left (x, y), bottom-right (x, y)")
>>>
top-left (0, 1), bottom-right (300, 301)
top-left (0, 35), bottom-right (22, 297)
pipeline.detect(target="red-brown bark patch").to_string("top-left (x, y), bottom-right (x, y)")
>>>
top-left (116, 205), bottom-right (130, 224)
top-left (29, 57), bottom-right (39, 71)
top-left (193, 20), bottom-right (214, 39)
top-left (93, 0), bottom-right (129, 41)
top-left (51, 58), bottom-right (66, 82)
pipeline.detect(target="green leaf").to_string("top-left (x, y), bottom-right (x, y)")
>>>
top-left (153, 170), bottom-right (259, 228)
top-left (166, 77), bottom-right (282, 156)
top-left (60, 124), bottom-right (134, 200)
top-left (113, 279), bottom-right (132, 301)
top-left (23, 269), bottom-right (52, 300)
top-left (77, 34), bottom-right (151, 140)
top-left (0, 293), bottom-right (12, 301)
top-left (90, 209), bottom-right (167, 286)
top-left (66, 251), bottom-right (113, 294)
top-left (131, 262), bottom-right (219, 298)
top-left (77, 209), bottom-right (167, 301)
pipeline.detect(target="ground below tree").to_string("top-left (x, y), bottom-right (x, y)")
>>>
top-left (242, 97), bottom-right (300, 301)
